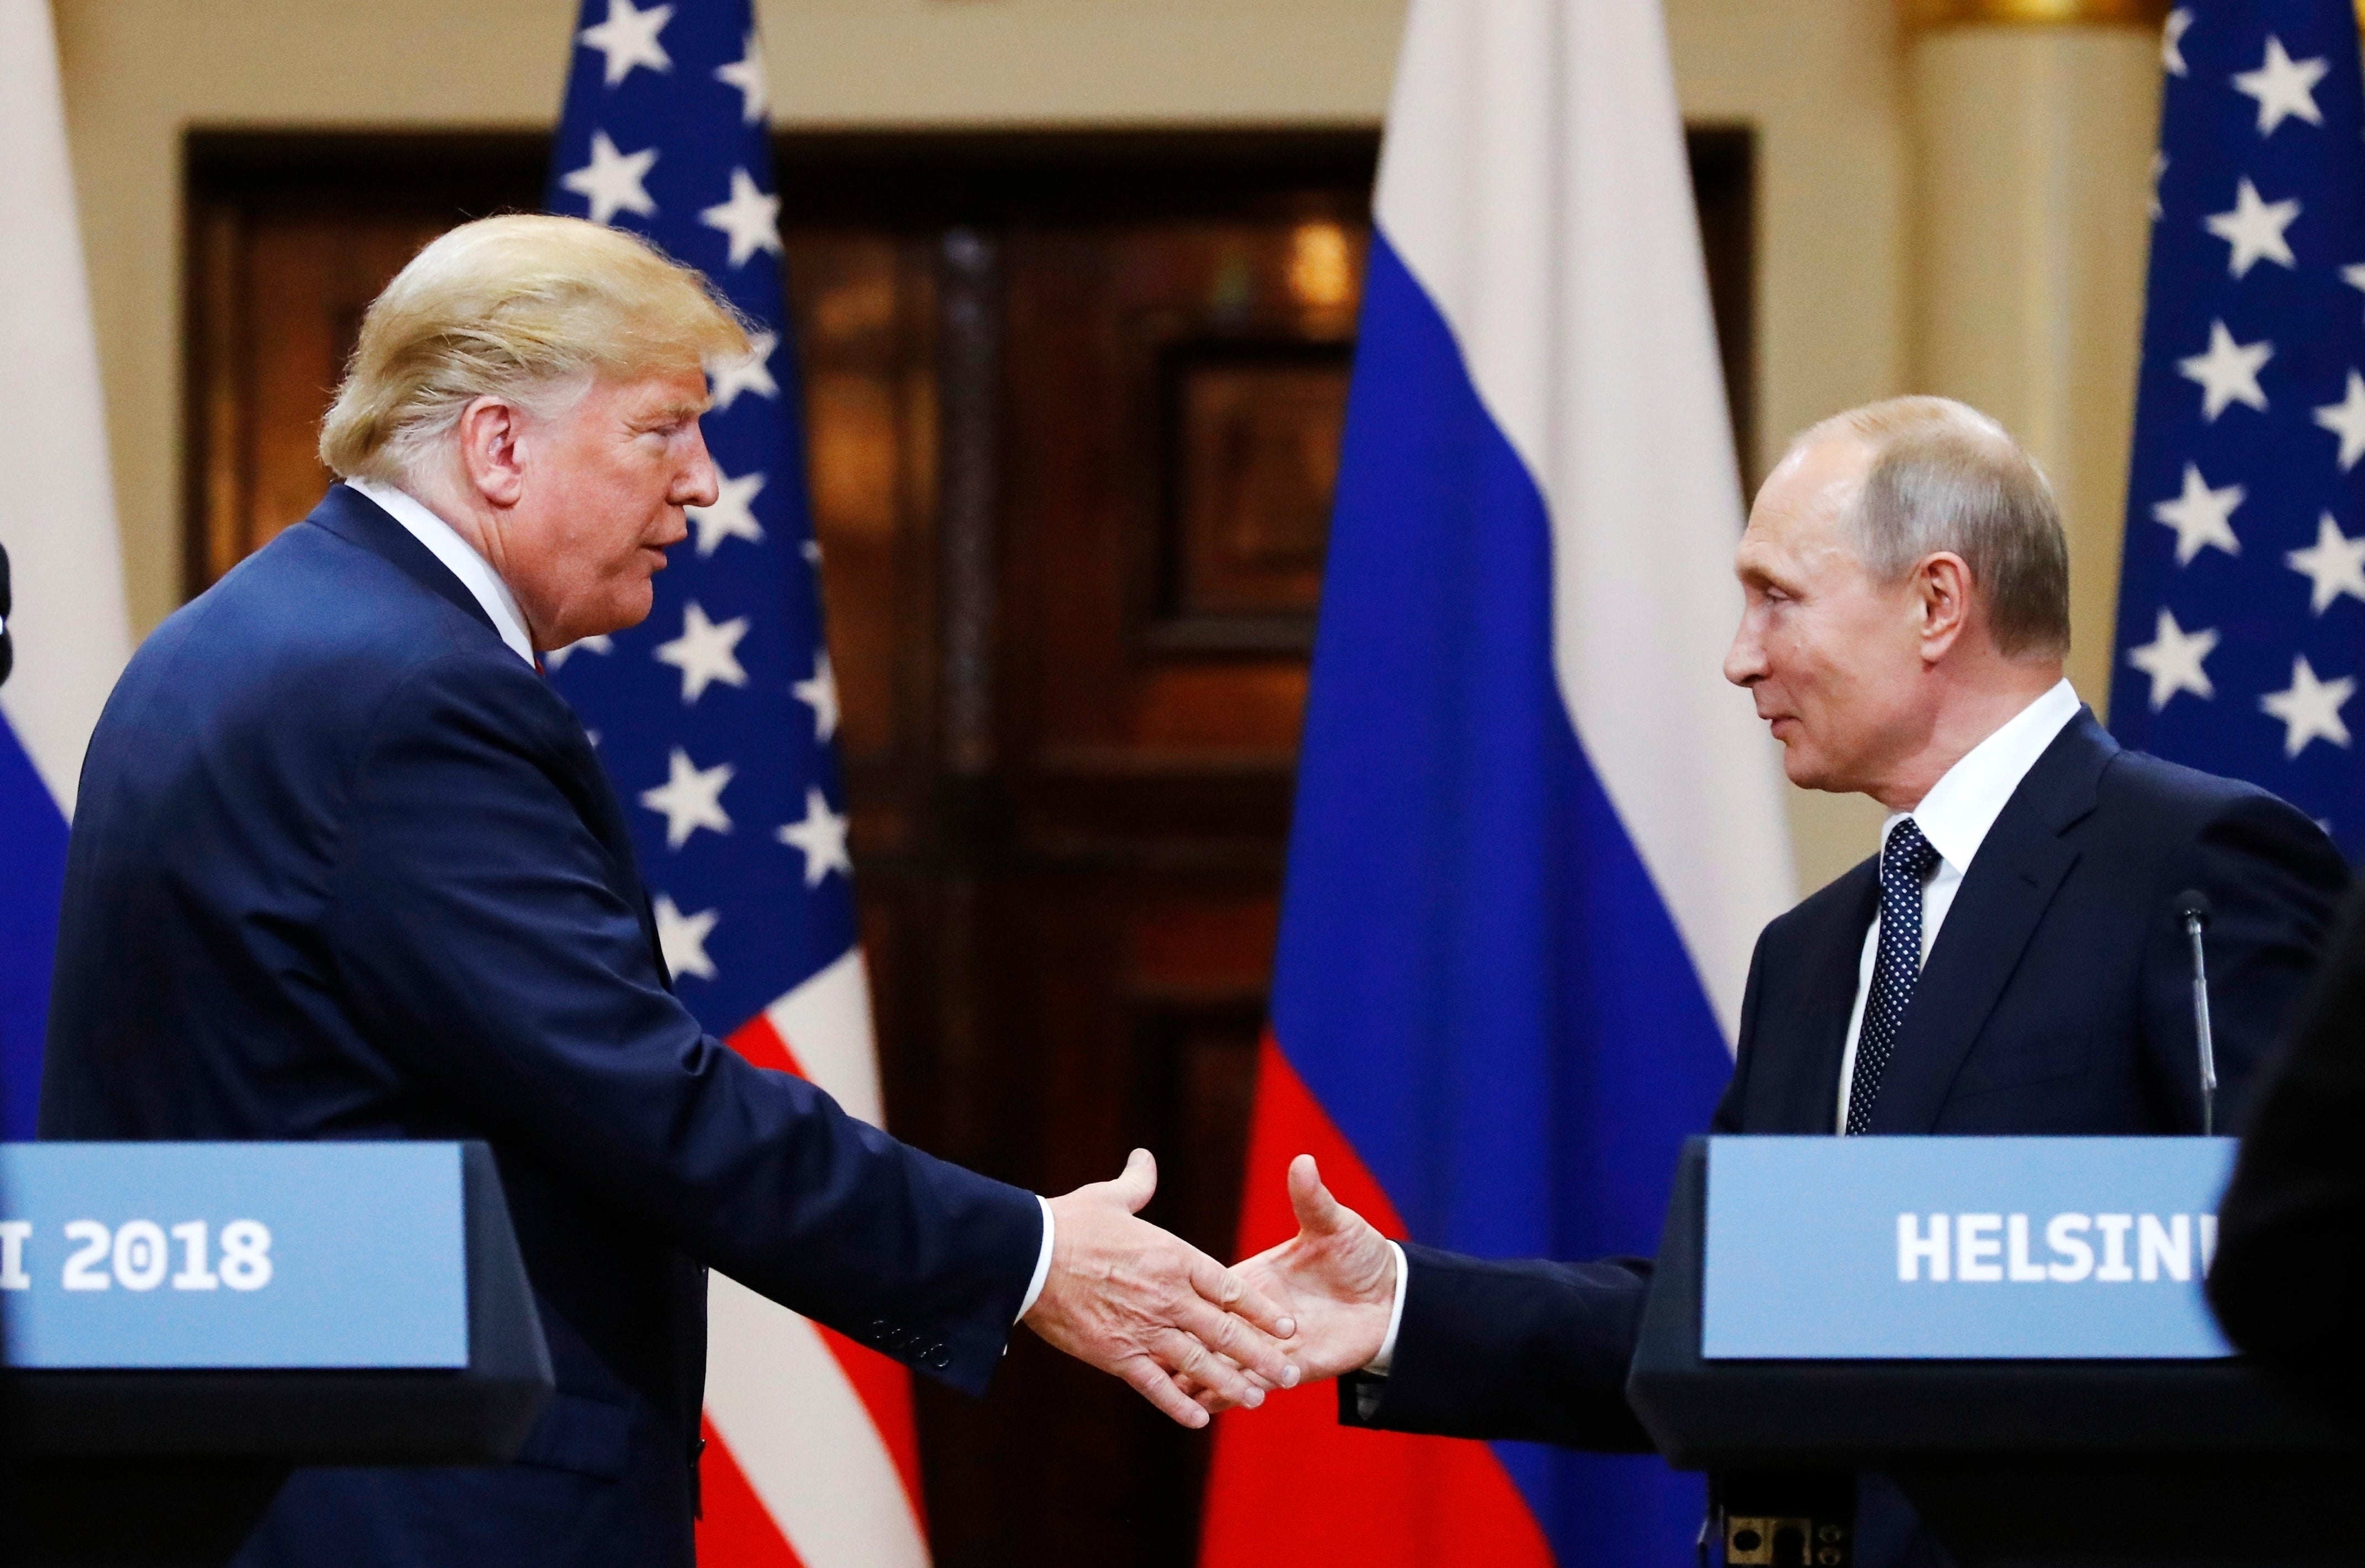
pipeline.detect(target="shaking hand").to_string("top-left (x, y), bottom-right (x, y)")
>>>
top-left (1024, 1149), bottom-right (1301, 1428)
top-left (1230, 1154), bottom-right (1399, 1384)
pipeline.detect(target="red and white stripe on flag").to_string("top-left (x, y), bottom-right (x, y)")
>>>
top-left (697, 951), bottom-right (931, 1568)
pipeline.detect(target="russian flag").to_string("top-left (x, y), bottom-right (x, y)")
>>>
top-left (1197, 2), bottom-right (1793, 1563)
top-left (0, 0), bottom-right (133, 1139)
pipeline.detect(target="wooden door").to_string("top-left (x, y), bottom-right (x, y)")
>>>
top-left (186, 128), bottom-right (1752, 1566)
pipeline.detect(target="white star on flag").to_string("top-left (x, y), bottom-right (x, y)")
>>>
top-left (578, 0), bottom-right (674, 86)
top-left (655, 601), bottom-right (751, 704)
top-left (2152, 462), bottom-right (2245, 564)
top-left (701, 168), bottom-right (782, 268)
top-left (651, 894), bottom-right (719, 981)
top-left (2178, 320), bottom-right (2272, 421)
top-left (544, 633), bottom-right (614, 670)
top-left (2344, 263), bottom-right (2365, 320)
top-left (709, 331), bottom-right (780, 410)
top-left (2286, 513), bottom-right (2365, 613)
top-left (640, 747), bottom-right (735, 848)
top-left (687, 468), bottom-right (766, 555)
top-left (2203, 178), bottom-right (2300, 278)
top-left (715, 29), bottom-right (767, 125)
top-left (793, 650), bottom-right (840, 741)
top-left (2233, 35), bottom-right (2329, 138)
top-left (2162, 8), bottom-right (2191, 77)
top-left (2151, 152), bottom-right (2169, 221)
top-left (776, 788), bottom-right (852, 886)
top-left (2126, 606), bottom-right (2219, 711)
top-left (2312, 370), bottom-right (2365, 471)
top-left (2261, 654), bottom-right (2356, 757)
top-left (560, 131), bottom-right (659, 227)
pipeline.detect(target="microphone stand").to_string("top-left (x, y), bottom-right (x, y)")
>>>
top-left (2176, 890), bottom-right (2217, 1136)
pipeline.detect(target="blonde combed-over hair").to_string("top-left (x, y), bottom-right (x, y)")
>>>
top-left (319, 214), bottom-right (751, 485)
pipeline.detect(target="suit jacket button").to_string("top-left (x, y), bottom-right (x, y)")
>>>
top-left (930, 1348), bottom-right (951, 1369)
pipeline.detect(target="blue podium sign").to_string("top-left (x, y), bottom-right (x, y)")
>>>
top-left (1702, 1137), bottom-right (2236, 1360)
top-left (1, 1143), bottom-right (469, 1369)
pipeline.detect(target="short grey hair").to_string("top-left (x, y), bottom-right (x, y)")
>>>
top-left (1789, 396), bottom-right (2071, 659)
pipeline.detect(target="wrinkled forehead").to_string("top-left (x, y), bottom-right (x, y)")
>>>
top-left (581, 363), bottom-right (714, 427)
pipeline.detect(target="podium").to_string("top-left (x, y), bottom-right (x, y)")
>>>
top-left (3, 1142), bottom-right (552, 1566)
top-left (1627, 1137), bottom-right (2358, 1567)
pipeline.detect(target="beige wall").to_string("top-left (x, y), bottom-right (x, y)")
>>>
top-left (1910, 25), bottom-right (2159, 711)
top-left (52, 0), bottom-right (1935, 894)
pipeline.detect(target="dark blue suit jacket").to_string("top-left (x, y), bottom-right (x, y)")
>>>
top-left (1342, 710), bottom-right (2348, 1561)
top-left (39, 486), bottom-right (1044, 1567)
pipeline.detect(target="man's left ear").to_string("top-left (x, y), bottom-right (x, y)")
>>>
top-left (456, 395), bottom-right (528, 508)
top-left (1919, 551), bottom-right (1973, 662)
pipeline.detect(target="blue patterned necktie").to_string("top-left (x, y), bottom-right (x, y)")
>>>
top-left (1845, 817), bottom-right (1942, 1135)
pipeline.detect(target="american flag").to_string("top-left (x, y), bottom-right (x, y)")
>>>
top-left (545, 2), bottom-right (930, 1562)
top-left (2112, 0), bottom-right (2365, 852)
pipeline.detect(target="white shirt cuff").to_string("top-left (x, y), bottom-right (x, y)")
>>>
top-left (1016, 1195), bottom-right (1056, 1322)
top-left (1361, 1240), bottom-right (1410, 1375)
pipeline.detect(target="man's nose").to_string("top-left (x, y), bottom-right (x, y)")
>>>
top-left (676, 429), bottom-right (721, 508)
top-left (1723, 617), bottom-right (1766, 689)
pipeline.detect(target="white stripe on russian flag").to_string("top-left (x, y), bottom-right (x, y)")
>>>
top-left (1372, 0), bottom-right (1793, 1046)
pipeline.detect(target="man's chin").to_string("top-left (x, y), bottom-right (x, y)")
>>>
top-left (1778, 747), bottom-right (1832, 793)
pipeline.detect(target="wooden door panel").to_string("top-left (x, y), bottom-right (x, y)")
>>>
top-left (1000, 218), bottom-right (1360, 777)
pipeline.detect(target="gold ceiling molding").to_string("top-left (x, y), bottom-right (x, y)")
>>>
top-left (1904, 0), bottom-right (2172, 27)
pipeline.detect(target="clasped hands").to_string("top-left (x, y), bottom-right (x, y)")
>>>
top-left (1023, 1149), bottom-right (1393, 1426)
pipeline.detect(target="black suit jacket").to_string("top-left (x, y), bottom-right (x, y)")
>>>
top-left (1343, 712), bottom-right (2346, 1544)
top-left (39, 488), bottom-right (1044, 1567)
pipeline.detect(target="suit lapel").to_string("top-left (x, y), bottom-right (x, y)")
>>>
top-left (1866, 712), bottom-right (2115, 1133)
top-left (1768, 863), bottom-right (1878, 1133)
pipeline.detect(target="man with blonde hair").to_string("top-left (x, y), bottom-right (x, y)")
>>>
top-left (1223, 398), bottom-right (2346, 1567)
top-left (41, 215), bottom-right (1299, 1566)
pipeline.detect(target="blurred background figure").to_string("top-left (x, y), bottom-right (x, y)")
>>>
top-left (2209, 891), bottom-right (2365, 1429)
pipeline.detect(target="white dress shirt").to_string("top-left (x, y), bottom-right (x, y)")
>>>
top-left (1833, 678), bottom-right (2083, 1132)
top-left (1367, 678), bottom-right (2085, 1374)
top-left (344, 479), bottom-right (1061, 1318)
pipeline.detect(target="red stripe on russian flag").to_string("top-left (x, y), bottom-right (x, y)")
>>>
top-left (1197, 1035), bottom-right (1553, 1568)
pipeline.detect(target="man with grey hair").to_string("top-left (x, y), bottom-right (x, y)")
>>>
top-left (1219, 398), bottom-right (2346, 1567)
top-left (41, 216), bottom-right (1298, 1567)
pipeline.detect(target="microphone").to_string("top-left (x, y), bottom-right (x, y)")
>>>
top-left (2175, 889), bottom-right (2217, 1136)
top-left (0, 539), bottom-right (12, 689)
